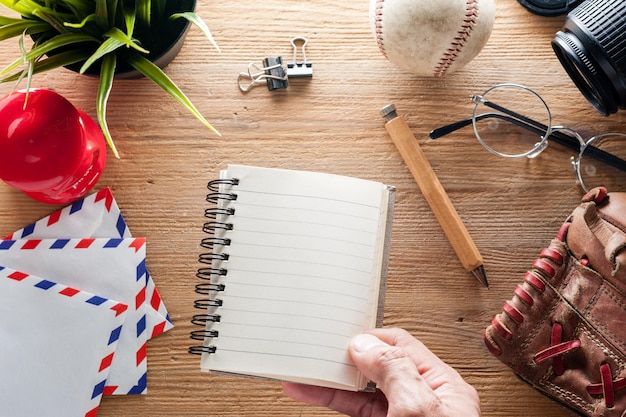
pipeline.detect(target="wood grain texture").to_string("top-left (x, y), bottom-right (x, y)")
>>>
top-left (0, 0), bottom-right (622, 415)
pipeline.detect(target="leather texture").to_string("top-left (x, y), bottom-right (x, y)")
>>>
top-left (484, 188), bottom-right (626, 417)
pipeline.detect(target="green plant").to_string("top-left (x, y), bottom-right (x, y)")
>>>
top-left (0, 0), bottom-right (219, 158)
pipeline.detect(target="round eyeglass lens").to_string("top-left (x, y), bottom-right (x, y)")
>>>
top-left (472, 84), bottom-right (551, 158)
top-left (577, 133), bottom-right (626, 192)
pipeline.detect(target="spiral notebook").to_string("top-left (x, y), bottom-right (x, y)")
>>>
top-left (189, 164), bottom-right (395, 391)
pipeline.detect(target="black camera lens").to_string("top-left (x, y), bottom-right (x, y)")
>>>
top-left (517, 0), bottom-right (582, 17)
top-left (551, 0), bottom-right (626, 116)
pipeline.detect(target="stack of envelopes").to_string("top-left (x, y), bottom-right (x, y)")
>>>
top-left (0, 188), bottom-right (173, 417)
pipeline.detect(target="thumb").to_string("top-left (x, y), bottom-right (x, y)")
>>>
top-left (349, 334), bottom-right (436, 411)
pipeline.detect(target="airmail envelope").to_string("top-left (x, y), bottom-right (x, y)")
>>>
top-left (0, 238), bottom-right (148, 395)
top-left (0, 265), bottom-right (127, 417)
top-left (4, 188), bottom-right (173, 340)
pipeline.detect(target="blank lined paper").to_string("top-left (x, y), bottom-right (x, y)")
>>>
top-left (197, 165), bottom-right (395, 391)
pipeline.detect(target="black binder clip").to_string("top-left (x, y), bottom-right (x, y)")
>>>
top-left (237, 37), bottom-right (312, 93)
top-left (287, 37), bottom-right (313, 78)
top-left (237, 56), bottom-right (288, 93)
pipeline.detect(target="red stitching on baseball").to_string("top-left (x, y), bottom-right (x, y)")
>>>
top-left (434, 0), bottom-right (479, 77)
top-left (374, 0), bottom-right (387, 57)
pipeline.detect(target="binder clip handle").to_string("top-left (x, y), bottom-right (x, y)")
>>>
top-left (237, 57), bottom-right (288, 92)
top-left (262, 57), bottom-right (289, 91)
top-left (287, 37), bottom-right (313, 78)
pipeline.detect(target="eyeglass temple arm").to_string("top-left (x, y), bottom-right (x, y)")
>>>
top-left (482, 101), bottom-right (587, 154)
top-left (429, 113), bottom-right (542, 139)
top-left (430, 98), bottom-right (580, 148)
top-left (430, 100), bottom-right (574, 147)
top-left (431, 103), bottom-right (626, 173)
top-left (429, 118), bottom-right (473, 139)
top-left (482, 100), bottom-right (626, 172)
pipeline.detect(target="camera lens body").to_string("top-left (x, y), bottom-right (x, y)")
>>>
top-left (552, 0), bottom-right (626, 116)
top-left (517, 0), bottom-right (582, 17)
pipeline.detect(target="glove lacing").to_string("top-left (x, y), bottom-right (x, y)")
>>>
top-left (485, 221), bottom-right (626, 408)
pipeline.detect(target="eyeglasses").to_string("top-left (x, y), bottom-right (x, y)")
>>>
top-left (429, 83), bottom-right (626, 192)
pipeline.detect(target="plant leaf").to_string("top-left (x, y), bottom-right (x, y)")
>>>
top-left (22, 58), bottom-right (35, 108)
top-left (0, 20), bottom-right (51, 41)
top-left (31, 12), bottom-right (66, 33)
top-left (0, 0), bottom-right (35, 17)
top-left (171, 12), bottom-right (220, 52)
top-left (0, 16), bottom-right (27, 25)
top-left (0, 50), bottom-right (91, 82)
top-left (105, 27), bottom-right (149, 53)
top-left (0, 29), bottom-right (29, 84)
top-left (64, 13), bottom-right (95, 29)
top-left (136, 0), bottom-right (150, 26)
top-left (96, 53), bottom-right (120, 158)
top-left (126, 53), bottom-right (220, 136)
top-left (28, 32), bottom-right (98, 58)
top-left (12, 33), bottom-right (30, 98)
top-left (0, 56), bottom-right (27, 77)
top-left (30, 7), bottom-right (76, 33)
top-left (123, 4), bottom-right (136, 38)
top-left (153, 0), bottom-right (165, 21)
top-left (94, 0), bottom-right (109, 30)
top-left (107, 0), bottom-right (118, 27)
top-left (79, 36), bottom-right (124, 73)
top-left (78, 27), bottom-right (150, 75)
top-left (0, 32), bottom-right (98, 76)
top-left (59, 0), bottom-right (97, 19)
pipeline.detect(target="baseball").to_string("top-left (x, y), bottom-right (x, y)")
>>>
top-left (370, 0), bottom-right (495, 77)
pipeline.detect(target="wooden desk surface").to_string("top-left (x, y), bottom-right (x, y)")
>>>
top-left (0, 0), bottom-right (622, 415)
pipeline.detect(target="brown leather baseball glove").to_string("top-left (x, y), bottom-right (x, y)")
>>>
top-left (484, 187), bottom-right (626, 417)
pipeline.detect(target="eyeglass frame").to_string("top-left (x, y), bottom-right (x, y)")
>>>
top-left (429, 83), bottom-right (626, 190)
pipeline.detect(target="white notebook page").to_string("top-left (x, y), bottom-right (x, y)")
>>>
top-left (200, 165), bottom-right (392, 390)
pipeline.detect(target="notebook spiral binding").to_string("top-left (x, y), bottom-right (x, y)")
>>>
top-left (188, 177), bottom-right (239, 355)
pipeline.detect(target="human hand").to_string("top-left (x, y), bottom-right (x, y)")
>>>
top-left (282, 328), bottom-right (481, 417)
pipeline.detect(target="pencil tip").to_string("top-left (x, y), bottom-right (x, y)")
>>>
top-left (471, 265), bottom-right (489, 288)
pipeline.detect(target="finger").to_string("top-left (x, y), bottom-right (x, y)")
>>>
top-left (367, 328), bottom-right (465, 384)
top-left (281, 382), bottom-right (388, 417)
top-left (361, 329), bottom-right (481, 416)
top-left (349, 333), bottom-right (440, 414)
